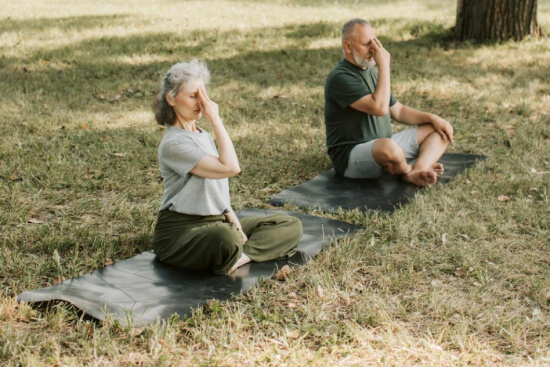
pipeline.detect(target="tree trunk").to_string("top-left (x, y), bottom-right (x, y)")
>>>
top-left (455, 0), bottom-right (541, 41)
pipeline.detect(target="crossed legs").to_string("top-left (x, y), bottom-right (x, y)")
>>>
top-left (372, 124), bottom-right (447, 186)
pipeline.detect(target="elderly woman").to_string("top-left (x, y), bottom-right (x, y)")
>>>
top-left (152, 60), bottom-right (302, 275)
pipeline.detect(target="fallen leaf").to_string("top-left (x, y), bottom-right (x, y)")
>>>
top-left (206, 299), bottom-right (217, 308)
top-left (114, 153), bottom-right (126, 157)
top-left (83, 323), bottom-right (94, 335)
top-left (340, 292), bottom-right (351, 306)
top-left (81, 123), bottom-right (89, 130)
top-left (497, 195), bottom-right (510, 202)
top-left (104, 258), bottom-right (113, 266)
top-left (315, 285), bottom-right (324, 299)
top-left (131, 326), bottom-right (147, 337)
top-left (530, 187), bottom-right (538, 192)
top-left (107, 94), bottom-right (121, 102)
top-left (277, 265), bottom-right (291, 281)
top-left (287, 292), bottom-right (298, 299)
top-left (27, 218), bottom-right (44, 224)
top-left (10, 172), bottom-right (22, 181)
top-left (454, 268), bottom-right (465, 276)
top-left (286, 329), bottom-right (300, 339)
top-left (287, 302), bottom-right (296, 309)
top-left (53, 276), bottom-right (65, 284)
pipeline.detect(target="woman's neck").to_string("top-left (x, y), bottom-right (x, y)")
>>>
top-left (174, 119), bottom-right (198, 132)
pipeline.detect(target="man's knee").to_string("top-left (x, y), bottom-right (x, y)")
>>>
top-left (417, 124), bottom-right (446, 146)
top-left (373, 138), bottom-right (405, 164)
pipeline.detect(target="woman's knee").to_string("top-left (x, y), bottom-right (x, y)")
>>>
top-left (286, 216), bottom-right (303, 240)
top-left (272, 215), bottom-right (303, 242)
top-left (199, 224), bottom-right (241, 253)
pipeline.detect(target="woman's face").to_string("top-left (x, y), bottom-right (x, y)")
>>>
top-left (167, 80), bottom-right (204, 123)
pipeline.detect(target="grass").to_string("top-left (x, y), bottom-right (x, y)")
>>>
top-left (1, 0), bottom-right (549, 365)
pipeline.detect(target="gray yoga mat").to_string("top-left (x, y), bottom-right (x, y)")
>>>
top-left (17, 209), bottom-right (363, 326)
top-left (270, 153), bottom-right (487, 213)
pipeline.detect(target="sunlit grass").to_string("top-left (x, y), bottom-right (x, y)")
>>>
top-left (1, 0), bottom-right (549, 365)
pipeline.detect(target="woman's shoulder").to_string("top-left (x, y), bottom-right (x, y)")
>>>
top-left (159, 127), bottom-right (212, 154)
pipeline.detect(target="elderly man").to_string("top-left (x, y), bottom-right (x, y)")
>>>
top-left (324, 18), bottom-right (454, 186)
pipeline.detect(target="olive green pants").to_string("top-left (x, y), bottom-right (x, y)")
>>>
top-left (153, 210), bottom-right (302, 275)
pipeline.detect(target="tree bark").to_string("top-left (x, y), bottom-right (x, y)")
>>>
top-left (455, 0), bottom-right (541, 42)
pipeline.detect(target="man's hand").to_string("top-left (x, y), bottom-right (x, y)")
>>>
top-left (371, 37), bottom-right (390, 68)
top-left (224, 211), bottom-right (248, 243)
top-left (430, 115), bottom-right (454, 144)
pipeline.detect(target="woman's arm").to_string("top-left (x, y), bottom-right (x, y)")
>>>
top-left (190, 86), bottom-right (242, 179)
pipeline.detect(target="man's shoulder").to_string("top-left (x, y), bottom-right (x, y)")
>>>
top-left (326, 60), bottom-right (361, 84)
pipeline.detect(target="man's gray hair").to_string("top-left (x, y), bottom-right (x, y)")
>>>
top-left (153, 59), bottom-right (211, 126)
top-left (340, 18), bottom-right (371, 43)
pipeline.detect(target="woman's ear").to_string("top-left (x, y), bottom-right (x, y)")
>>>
top-left (165, 92), bottom-right (175, 106)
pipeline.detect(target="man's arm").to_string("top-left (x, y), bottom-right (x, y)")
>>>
top-left (349, 37), bottom-right (391, 116)
top-left (390, 102), bottom-right (454, 143)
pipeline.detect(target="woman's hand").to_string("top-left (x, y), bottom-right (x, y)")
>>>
top-left (224, 211), bottom-right (248, 243)
top-left (197, 86), bottom-right (221, 124)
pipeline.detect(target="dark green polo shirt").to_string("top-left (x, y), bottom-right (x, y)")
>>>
top-left (324, 59), bottom-right (397, 175)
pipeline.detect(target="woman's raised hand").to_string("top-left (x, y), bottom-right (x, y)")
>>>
top-left (197, 86), bottom-right (221, 123)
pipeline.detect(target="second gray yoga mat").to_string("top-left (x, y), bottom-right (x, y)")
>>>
top-left (270, 153), bottom-right (487, 213)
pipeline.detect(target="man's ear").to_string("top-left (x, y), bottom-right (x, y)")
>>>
top-left (342, 40), bottom-right (351, 55)
top-left (165, 92), bottom-right (175, 106)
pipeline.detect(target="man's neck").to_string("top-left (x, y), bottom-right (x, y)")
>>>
top-left (343, 55), bottom-right (366, 69)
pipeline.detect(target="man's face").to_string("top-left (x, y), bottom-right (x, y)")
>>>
top-left (347, 24), bottom-right (377, 69)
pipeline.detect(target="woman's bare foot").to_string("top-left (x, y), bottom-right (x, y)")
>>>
top-left (402, 169), bottom-right (437, 187)
top-left (432, 163), bottom-right (444, 177)
top-left (227, 253), bottom-right (251, 274)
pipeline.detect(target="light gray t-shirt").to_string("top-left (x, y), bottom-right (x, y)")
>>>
top-left (158, 126), bottom-right (231, 215)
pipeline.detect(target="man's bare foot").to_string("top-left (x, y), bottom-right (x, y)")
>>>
top-left (432, 163), bottom-right (444, 177)
top-left (402, 169), bottom-right (437, 187)
top-left (227, 253), bottom-right (251, 274)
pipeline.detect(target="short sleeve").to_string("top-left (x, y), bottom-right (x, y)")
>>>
top-left (328, 72), bottom-right (370, 110)
top-left (389, 92), bottom-right (397, 107)
top-left (160, 140), bottom-right (207, 177)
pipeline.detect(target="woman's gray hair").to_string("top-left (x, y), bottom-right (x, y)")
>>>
top-left (153, 59), bottom-right (211, 126)
top-left (340, 18), bottom-right (371, 43)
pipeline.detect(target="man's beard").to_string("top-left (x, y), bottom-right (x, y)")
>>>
top-left (352, 50), bottom-right (376, 69)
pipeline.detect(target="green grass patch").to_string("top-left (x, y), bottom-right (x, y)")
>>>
top-left (1, 0), bottom-right (549, 365)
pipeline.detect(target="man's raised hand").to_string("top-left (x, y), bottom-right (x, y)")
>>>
top-left (372, 37), bottom-right (391, 67)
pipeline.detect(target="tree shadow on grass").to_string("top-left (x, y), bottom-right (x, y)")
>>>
top-left (2, 17), bottom-right (546, 174)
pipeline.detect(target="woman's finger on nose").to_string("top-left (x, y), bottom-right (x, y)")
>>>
top-left (200, 86), bottom-right (210, 101)
top-left (197, 86), bottom-right (206, 100)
